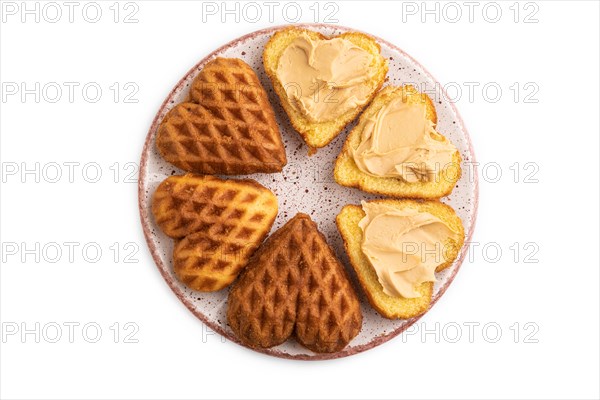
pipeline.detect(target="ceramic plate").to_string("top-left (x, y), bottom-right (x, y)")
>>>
top-left (138, 23), bottom-right (479, 360)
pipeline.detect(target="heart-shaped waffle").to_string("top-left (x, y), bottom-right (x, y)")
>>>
top-left (227, 213), bottom-right (362, 353)
top-left (157, 58), bottom-right (287, 175)
top-left (263, 27), bottom-right (388, 149)
top-left (151, 174), bottom-right (278, 291)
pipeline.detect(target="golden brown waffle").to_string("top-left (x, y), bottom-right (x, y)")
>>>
top-left (227, 213), bottom-right (362, 353)
top-left (151, 174), bottom-right (278, 291)
top-left (157, 58), bottom-right (287, 175)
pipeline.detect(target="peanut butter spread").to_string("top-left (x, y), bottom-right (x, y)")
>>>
top-left (353, 97), bottom-right (457, 182)
top-left (358, 202), bottom-right (460, 298)
top-left (275, 33), bottom-right (376, 123)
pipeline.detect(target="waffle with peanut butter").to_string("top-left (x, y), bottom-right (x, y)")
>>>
top-left (336, 199), bottom-right (464, 319)
top-left (334, 85), bottom-right (462, 199)
top-left (263, 27), bottom-right (388, 150)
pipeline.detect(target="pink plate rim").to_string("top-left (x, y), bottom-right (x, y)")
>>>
top-left (138, 23), bottom-right (480, 361)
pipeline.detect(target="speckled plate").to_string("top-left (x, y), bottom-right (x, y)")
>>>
top-left (138, 24), bottom-right (479, 360)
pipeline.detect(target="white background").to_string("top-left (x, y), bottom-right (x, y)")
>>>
top-left (1, 1), bottom-right (599, 399)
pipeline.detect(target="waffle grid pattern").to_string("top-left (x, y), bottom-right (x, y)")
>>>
top-left (227, 214), bottom-right (363, 353)
top-left (157, 58), bottom-right (286, 175)
top-left (152, 174), bottom-right (277, 291)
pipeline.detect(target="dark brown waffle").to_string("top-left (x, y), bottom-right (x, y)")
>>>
top-left (227, 213), bottom-right (363, 353)
top-left (156, 58), bottom-right (286, 175)
top-left (152, 174), bottom-right (278, 291)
